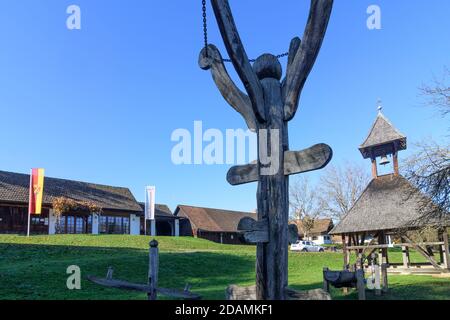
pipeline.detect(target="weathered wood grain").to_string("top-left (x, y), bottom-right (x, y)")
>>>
top-left (403, 235), bottom-right (442, 269)
top-left (284, 144), bottom-right (333, 175)
top-left (256, 76), bottom-right (288, 300)
top-left (202, 0), bottom-right (334, 301)
top-left (87, 277), bottom-right (201, 300)
top-left (87, 276), bottom-right (152, 293)
top-left (238, 217), bottom-right (268, 231)
top-left (227, 144), bottom-right (332, 185)
top-left (227, 162), bottom-right (258, 186)
top-left (226, 285), bottom-right (332, 300)
top-left (148, 240), bottom-right (159, 300)
top-left (283, 0), bottom-right (334, 120)
top-left (199, 45), bottom-right (257, 131)
top-left (238, 217), bottom-right (269, 243)
top-left (210, 0), bottom-right (266, 122)
top-left (88, 240), bottom-right (201, 300)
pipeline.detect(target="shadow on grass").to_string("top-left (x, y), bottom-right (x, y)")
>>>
top-left (0, 243), bottom-right (255, 300)
top-left (1, 242), bottom-right (449, 300)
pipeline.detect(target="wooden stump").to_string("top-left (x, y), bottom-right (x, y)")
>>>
top-left (226, 285), bottom-right (331, 300)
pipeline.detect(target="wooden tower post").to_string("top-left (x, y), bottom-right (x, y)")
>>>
top-left (199, 0), bottom-right (334, 300)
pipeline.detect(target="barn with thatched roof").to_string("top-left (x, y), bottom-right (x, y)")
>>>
top-left (330, 108), bottom-right (449, 275)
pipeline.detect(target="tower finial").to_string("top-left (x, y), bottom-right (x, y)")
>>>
top-left (377, 98), bottom-right (383, 113)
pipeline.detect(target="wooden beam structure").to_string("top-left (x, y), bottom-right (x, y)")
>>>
top-left (201, 0), bottom-right (334, 300)
top-left (88, 240), bottom-right (201, 300)
top-left (441, 228), bottom-right (450, 270)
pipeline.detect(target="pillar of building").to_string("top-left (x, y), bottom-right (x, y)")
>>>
top-left (130, 214), bottom-right (140, 235)
top-left (175, 219), bottom-right (180, 237)
top-left (150, 219), bottom-right (156, 236)
top-left (48, 209), bottom-right (57, 235)
top-left (92, 213), bottom-right (99, 235)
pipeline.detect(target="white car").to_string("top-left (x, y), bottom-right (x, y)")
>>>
top-left (291, 240), bottom-right (325, 252)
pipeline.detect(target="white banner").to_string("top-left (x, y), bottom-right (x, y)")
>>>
top-left (145, 186), bottom-right (156, 220)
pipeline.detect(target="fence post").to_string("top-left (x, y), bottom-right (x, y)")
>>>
top-left (148, 239), bottom-right (159, 300)
top-left (356, 269), bottom-right (366, 300)
top-left (381, 263), bottom-right (388, 293)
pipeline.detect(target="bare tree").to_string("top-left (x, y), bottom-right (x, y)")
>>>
top-left (402, 67), bottom-right (450, 224)
top-left (318, 163), bottom-right (370, 222)
top-left (403, 140), bottom-right (450, 221)
top-left (419, 66), bottom-right (450, 118)
top-left (289, 177), bottom-right (322, 238)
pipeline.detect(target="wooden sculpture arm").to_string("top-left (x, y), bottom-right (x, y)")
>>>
top-left (199, 45), bottom-right (257, 131)
top-left (283, 0), bottom-right (333, 121)
top-left (210, 0), bottom-right (266, 122)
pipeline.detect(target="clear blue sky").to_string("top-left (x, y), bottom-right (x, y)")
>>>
top-left (0, 0), bottom-right (448, 212)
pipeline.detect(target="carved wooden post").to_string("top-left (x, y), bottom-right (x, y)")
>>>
top-left (442, 228), bottom-right (450, 270)
top-left (355, 269), bottom-right (366, 300)
top-left (381, 263), bottom-right (389, 293)
top-left (148, 239), bottom-right (159, 300)
top-left (200, 0), bottom-right (334, 300)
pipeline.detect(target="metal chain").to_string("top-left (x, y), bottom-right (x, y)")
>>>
top-left (202, 0), bottom-right (288, 63)
top-left (202, 0), bottom-right (209, 57)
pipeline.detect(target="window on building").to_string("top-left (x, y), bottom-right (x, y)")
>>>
top-left (66, 216), bottom-right (75, 234)
top-left (99, 216), bottom-right (130, 234)
top-left (87, 215), bottom-right (92, 234)
top-left (75, 217), bottom-right (84, 234)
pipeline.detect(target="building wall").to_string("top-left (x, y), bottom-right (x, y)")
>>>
top-left (304, 234), bottom-right (333, 245)
top-left (197, 230), bottom-right (246, 245)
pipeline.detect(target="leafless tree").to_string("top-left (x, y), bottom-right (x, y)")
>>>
top-left (419, 66), bottom-right (450, 118)
top-left (289, 177), bottom-right (322, 238)
top-left (402, 67), bottom-right (450, 224)
top-left (403, 140), bottom-right (449, 222)
top-left (318, 163), bottom-right (370, 222)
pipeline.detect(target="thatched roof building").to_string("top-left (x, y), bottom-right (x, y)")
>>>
top-left (330, 107), bottom-right (449, 274)
top-left (330, 174), bottom-right (446, 235)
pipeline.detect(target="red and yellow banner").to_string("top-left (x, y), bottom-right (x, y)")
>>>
top-left (28, 168), bottom-right (45, 215)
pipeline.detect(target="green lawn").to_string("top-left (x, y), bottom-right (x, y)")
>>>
top-left (0, 235), bottom-right (449, 300)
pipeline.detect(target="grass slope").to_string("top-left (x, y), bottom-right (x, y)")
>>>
top-left (0, 235), bottom-right (449, 300)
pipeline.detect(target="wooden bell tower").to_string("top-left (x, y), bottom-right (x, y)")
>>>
top-left (359, 104), bottom-right (407, 179)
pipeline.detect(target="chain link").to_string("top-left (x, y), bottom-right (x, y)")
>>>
top-left (202, 0), bottom-right (288, 63)
top-left (202, 0), bottom-right (208, 57)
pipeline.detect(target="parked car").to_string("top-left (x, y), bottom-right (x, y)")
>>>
top-left (290, 240), bottom-right (325, 252)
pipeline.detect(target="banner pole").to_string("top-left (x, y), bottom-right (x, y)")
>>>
top-left (27, 169), bottom-right (33, 237)
top-left (27, 212), bottom-right (31, 237)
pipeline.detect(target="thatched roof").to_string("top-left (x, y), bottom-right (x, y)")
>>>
top-left (0, 170), bottom-right (142, 212)
top-left (330, 174), bottom-right (449, 235)
top-left (137, 203), bottom-right (175, 218)
top-left (174, 205), bottom-right (256, 233)
top-left (359, 112), bottom-right (407, 159)
top-left (290, 219), bottom-right (334, 237)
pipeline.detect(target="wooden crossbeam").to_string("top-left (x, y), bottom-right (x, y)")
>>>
top-left (403, 236), bottom-right (442, 270)
top-left (238, 217), bottom-right (269, 243)
top-left (87, 241), bottom-right (202, 300)
top-left (227, 144), bottom-right (332, 186)
top-left (347, 242), bottom-right (445, 250)
top-left (237, 217), bottom-right (298, 244)
top-left (87, 276), bottom-right (201, 300)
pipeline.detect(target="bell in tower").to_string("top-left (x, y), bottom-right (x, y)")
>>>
top-left (359, 103), bottom-right (407, 178)
top-left (379, 155), bottom-right (390, 166)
